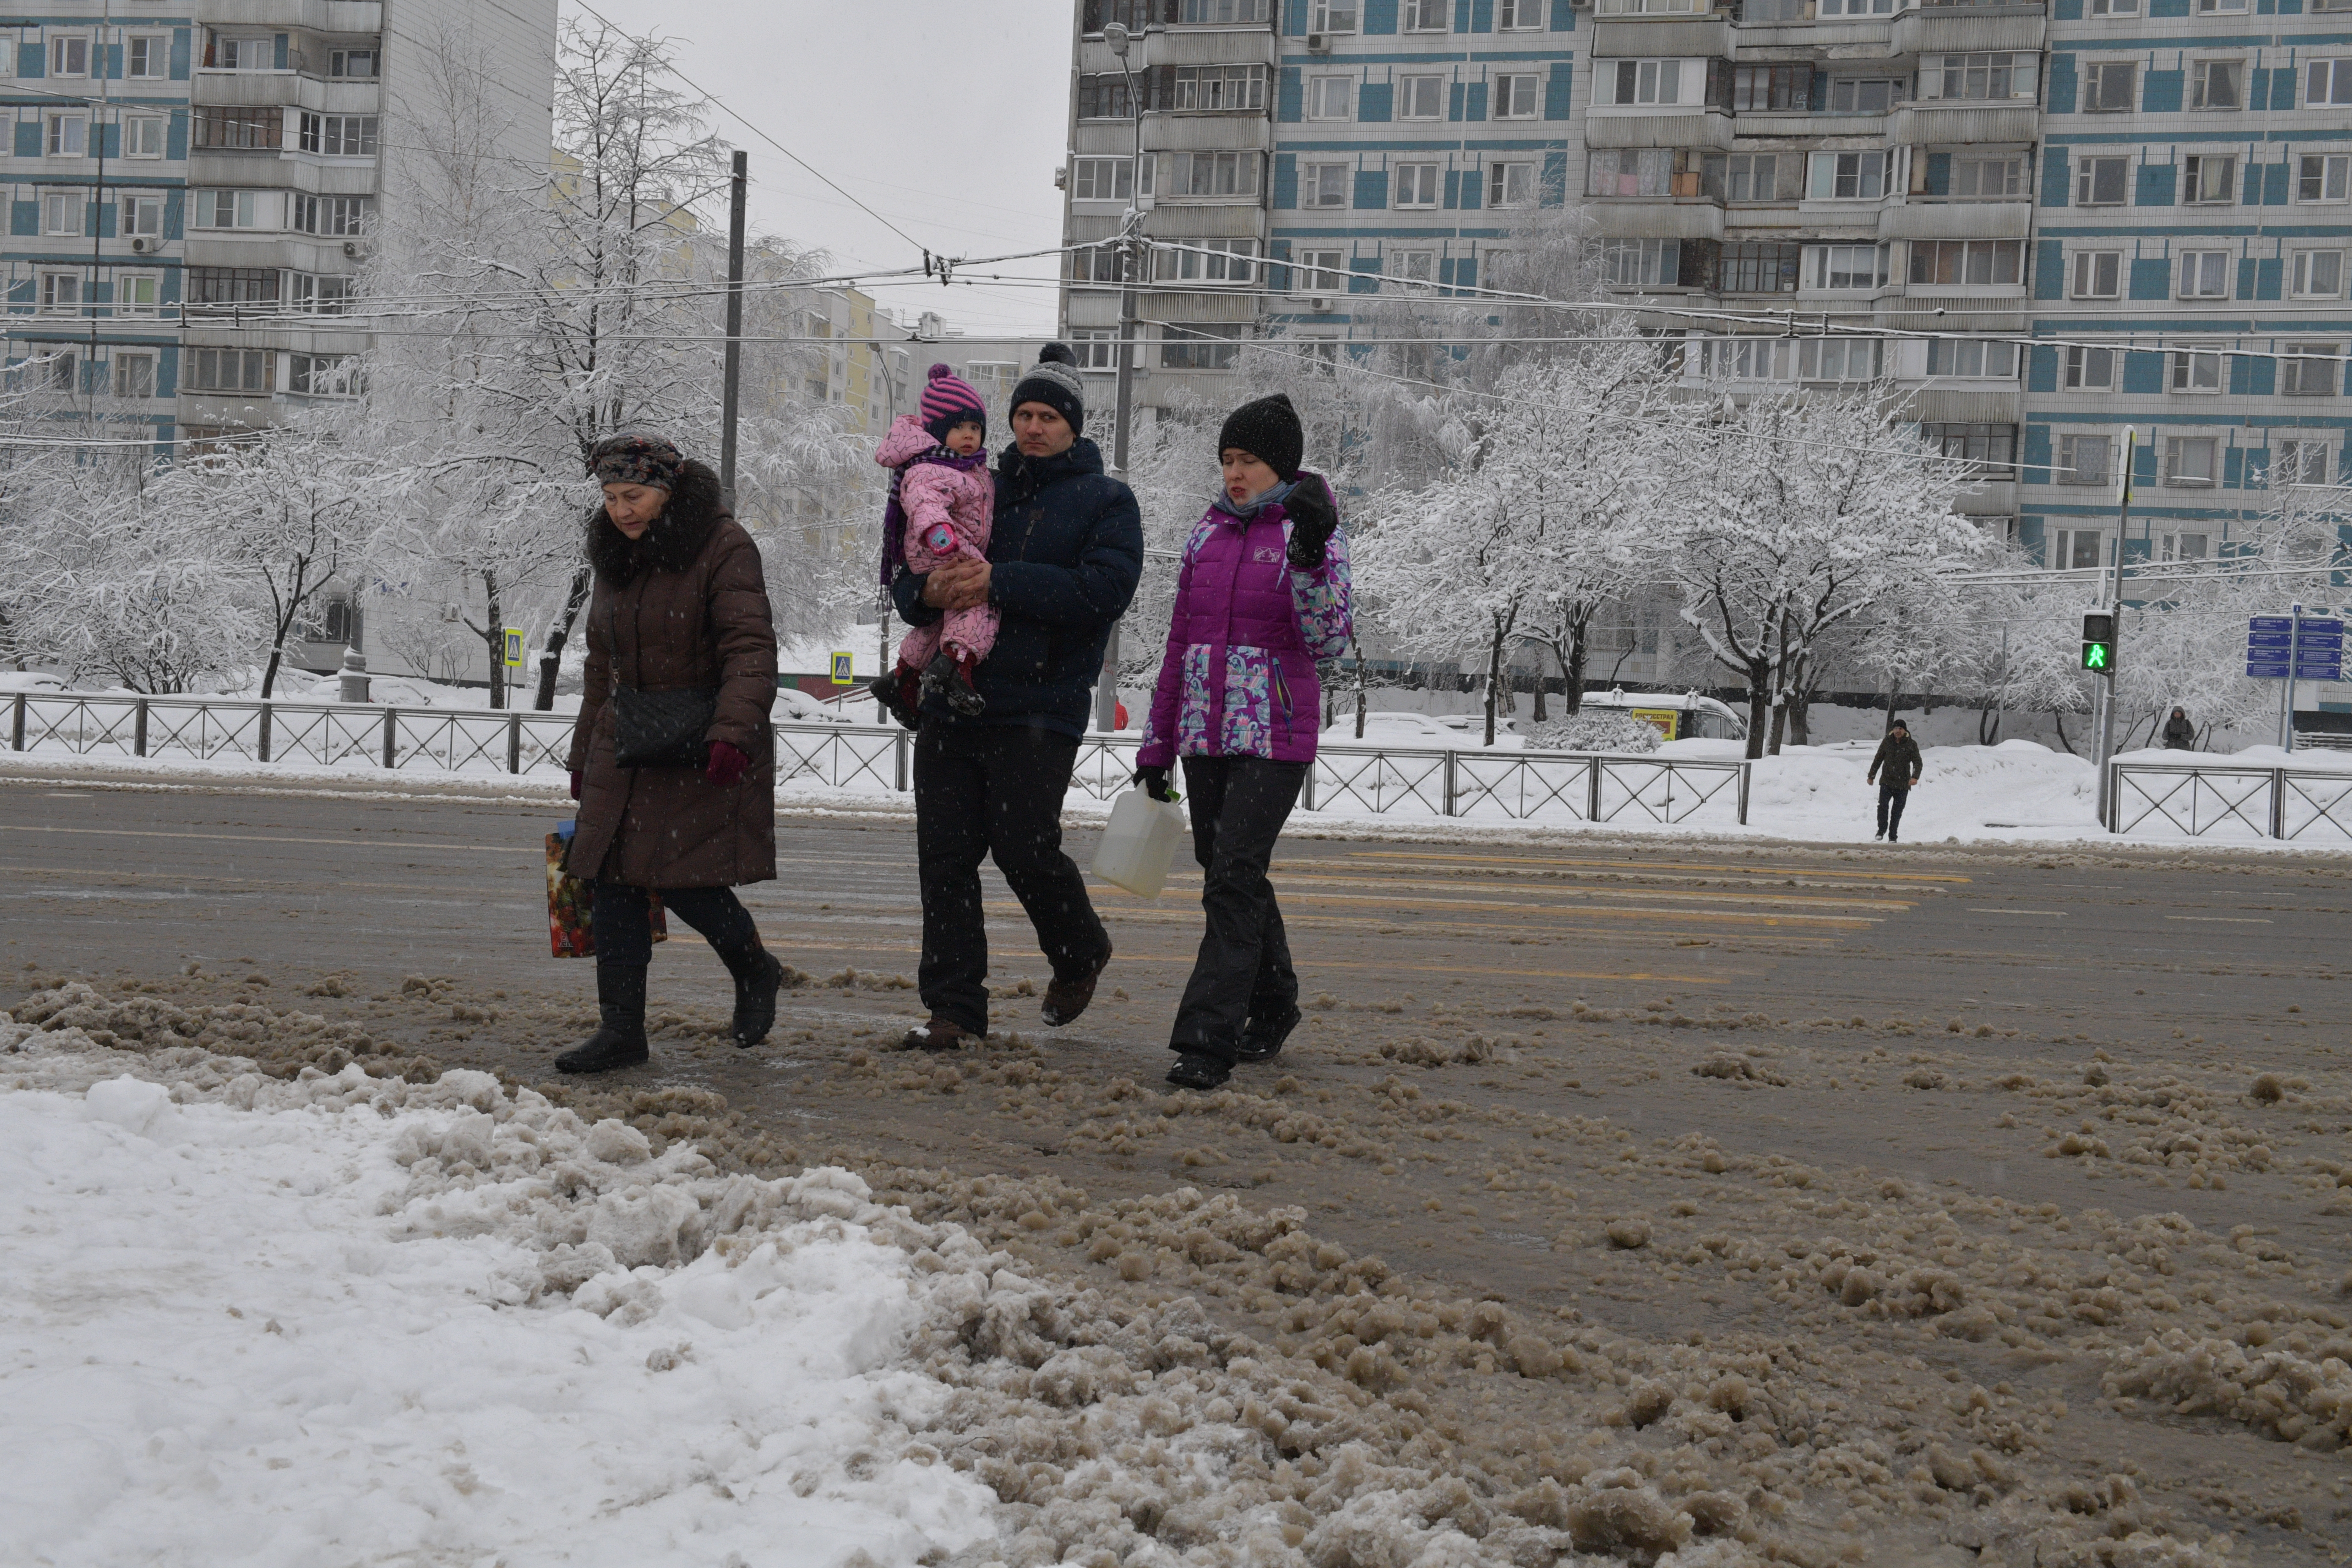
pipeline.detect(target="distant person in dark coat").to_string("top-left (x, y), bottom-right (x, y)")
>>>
top-left (1867, 719), bottom-right (1924, 843)
top-left (2163, 707), bottom-right (2195, 750)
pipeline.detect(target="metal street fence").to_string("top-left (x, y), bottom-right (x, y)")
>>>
top-left (2107, 760), bottom-right (2352, 841)
top-left (6, 691), bottom-right (1751, 828)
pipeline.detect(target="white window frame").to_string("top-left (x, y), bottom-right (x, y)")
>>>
top-left (2083, 60), bottom-right (2137, 112)
top-left (329, 48), bottom-right (378, 79)
top-left (1494, 72), bottom-right (1541, 119)
top-left (2196, 0), bottom-right (2248, 11)
top-left (2177, 250), bottom-right (2231, 298)
top-left (2275, 439), bottom-right (2331, 488)
top-left (112, 349), bottom-right (157, 400)
top-left (1803, 242), bottom-right (1887, 290)
top-left (45, 113), bottom-right (87, 158)
top-left (2161, 435), bottom-right (2218, 485)
top-left (118, 193), bottom-right (163, 237)
top-left (2064, 344), bottom-right (2118, 389)
top-left (1497, 0), bottom-right (1544, 27)
top-left (2281, 342), bottom-right (2341, 397)
top-left (1067, 330), bottom-right (1116, 371)
top-left (1393, 161), bottom-right (1441, 208)
top-left (1403, 0), bottom-right (1450, 30)
top-left (1599, 237), bottom-right (1679, 289)
top-left (122, 115), bottom-right (166, 160)
top-left (1951, 156), bottom-right (2027, 199)
top-left (2158, 530), bottom-right (2210, 561)
top-left (2088, 0), bottom-right (2139, 13)
top-left (1808, 150), bottom-right (1889, 201)
top-left (1397, 73), bottom-right (1446, 119)
top-left (1921, 53), bottom-right (2037, 102)
top-left (1293, 247), bottom-right (1348, 294)
top-left (2051, 528), bottom-right (2108, 571)
top-left (40, 191), bottom-right (79, 237)
top-left (2291, 248), bottom-right (2346, 299)
top-left (2074, 155), bottom-right (2130, 206)
top-left (1307, 75), bottom-right (1353, 120)
top-left (1167, 150), bottom-right (1262, 198)
top-left (1301, 161), bottom-right (1351, 209)
top-left (1925, 337), bottom-right (2019, 378)
top-left (211, 34), bottom-right (275, 71)
top-left (2071, 250), bottom-right (2122, 299)
top-left (1726, 152), bottom-right (1789, 201)
top-left (37, 270), bottom-right (80, 316)
top-left (1309, 0), bottom-right (1359, 33)
top-left (2181, 155), bottom-right (2236, 205)
top-left (1605, 59), bottom-right (1688, 107)
top-left (1385, 246), bottom-right (1439, 289)
top-left (1826, 76), bottom-right (1905, 114)
top-left (1154, 236), bottom-right (1260, 285)
top-left (115, 270), bottom-right (161, 317)
top-left (48, 34), bottom-right (88, 78)
top-left (2299, 154), bottom-right (2350, 204)
top-left (2310, 60), bottom-right (2352, 106)
top-left (288, 352), bottom-right (363, 399)
top-left (2057, 433), bottom-right (2113, 485)
top-left (1068, 156), bottom-right (1146, 203)
top-left (2168, 344), bottom-right (2224, 395)
top-left (126, 34), bottom-right (169, 80)
top-left (2190, 59), bottom-right (2242, 110)
top-left (1487, 160), bottom-right (1537, 208)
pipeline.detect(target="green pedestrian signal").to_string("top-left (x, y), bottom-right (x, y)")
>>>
top-left (2081, 612), bottom-right (2116, 673)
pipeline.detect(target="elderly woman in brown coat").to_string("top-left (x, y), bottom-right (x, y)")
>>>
top-left (558, 431), bottom-right (786, 1074)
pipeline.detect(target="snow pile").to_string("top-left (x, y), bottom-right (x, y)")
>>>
top-left (0, 1029), bottom-right (1001, 1565)
top-left (1527, 710), bottom-right (1662, 755)
top-left (2105, 1333), bottom-right (2352, 1450)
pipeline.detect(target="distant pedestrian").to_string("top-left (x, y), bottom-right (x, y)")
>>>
top-left (2163, 706), bottom-right (2195, 750)
top-left (559, 432), bottom-right (787, 1074)
top-left (1867, 718), bottom-right (1923, 844)
top-left (1136, 393), bottom-right (1352, 1091)
top-left (868, 366), bottom-right (996, 724)
top-left (889, 344), bottom-right (1143, 1051)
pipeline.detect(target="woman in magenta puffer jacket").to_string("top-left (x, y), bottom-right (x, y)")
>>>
top-left (1134, 393), bottom-right (1351, 1089)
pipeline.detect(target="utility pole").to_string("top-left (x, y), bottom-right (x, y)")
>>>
top-left (89, 2), bottom-right (111, 405)
top-left (1096, 23), bottom-right (1148, 735)
top-left (2284, 602), bottom-right (2304, 754)
top-left (2093, 427), bottom-right (2133, 820)
top-left (718, 150), bottom-right (748, 509)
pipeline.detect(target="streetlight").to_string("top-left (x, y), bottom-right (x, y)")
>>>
top-left (1095, 19), bottom-right (1149, 733)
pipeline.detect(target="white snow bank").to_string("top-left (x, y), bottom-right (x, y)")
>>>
top-left (0, 1063), bottom-right (1001, 1566)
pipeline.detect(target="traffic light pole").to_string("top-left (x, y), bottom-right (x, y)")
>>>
top-left (2093, 428), bottom-right (2134, 822)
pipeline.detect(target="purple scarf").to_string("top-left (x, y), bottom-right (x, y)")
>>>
top-left (879, 447), bottom-right (991, 588)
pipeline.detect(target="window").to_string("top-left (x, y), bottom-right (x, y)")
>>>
top-left (2084, 61), bottom-right (2137, 112)
top-left (1809, 150), bottom-right (1889, 199)
top-left (2058, 434), bottom-right (2112, 485)
top-left (113, 352), bottom-right (156, 400)
top-left (195, 107), bottom-right (283, 150)
top-left (1398, 74), bottom-right (1446, 119)
top-left (1497, 0), bottom-right (1543, 27)
top-left (49, 35), bottom-right (88, 76)
top-left (2283, 343), bottom-right (2340, 396)
top-left (1293, 248), bottom-right (1348, 293)
top-left (290, 194), bottom-right (370, 236)
top-left (2177, 251), bottom-right (2230, 298)
top-left (119, 195), bottom-right (163, 237)
top-left (2181, 155), bottom-right (2236, 204)
top-left (1928, 54), bottom-right (2036, 101)
top-left (1386, 248), bottom-right (1438, 288)
top-left (1605, 60), bottom-right (1688, 106)
top-left (1693, 336), bottom-right (1798, 380)
top-left (2292, 250), bottom-right (2346, 299)
top-left (127, 35), bottom-right (168, 79)
top-left (194, 189), bottom-right (274, 230)
top-left (1806, 243), bottom-right (1887, 289)
top-left (2159, 531), bottom-right (2210, 561)
top-left (117, 273), bottom-right (161, 316)
top-left (1827, 77), bottom-right (1904, 114)
top-left (2161, 436), bottom-right (2217, 485)
top-left (22, 348), bottom-right (80, 393)
top-left (2275, 440), bottom-right (2331, 487)
top-left (2168, 344), bottom-right (2223, 393)
top-left (1310, 0), bottom-right (1359, 31)
top-left (1307, 75), bottom-right (1353, 119)
top-left (1715, 242), bottom-right (1802, 293)
top-left (1818, 0), bottom-right (1900, 14)
top-left (1393, 162), bottom-right (1441, 207)
top-left (1155, 237), bottom-right (1259, 283)
top-left (2311, 60), bottom-right (2352, 104)
top-left (1171, 64), bottom-right (1266, 111)
top-left (1596, 0), bottom-right (1707, 13)
top-left (1909, 240), bottom-right (2023, 285)
top-left (46, 114), bottom-right (87, 158)
top-left (1302, 161), bottom-right (1350, 207)
top-left (208, 34), bottom-right (274, 70)
top-left (1167, 150), bottom-right (1259, 198)
top-left (1069, 156), bottom-right (1148, 202)
top-left (186, 267), bottom-right (280, 308)
top-left (2191, 60), bottom-right (2241, 109)
top-left (289, 353), bottom-right (363, 397)
top-left (1727, 152), bottom-right (1791, 201)
top-left (1067, 243), bottom-right (1125, 283)
top-left (2074, 156), bottom-right (2129, 206)
top-left (1734, 64), bottom-right (1811, 112)
top-left (2065, 345), bottom-right (2117, 389)
top-left (1067, 331), bottom-right (1117, 371)
top-left (290, 272), bottom-right (357, 314)
top-left (2071, 250), bottom-right (2122, 298)
top-left (1587, 148), bottom-right (1705, 198)
top-left (2088, 0), bottom-right (2139, 12)
top-left (185, 347), bottom-right (274, 393)
top-left (2300, 155), bottom-right (2350, 203)
top-left (1160, 323), bottom-right (1245, 370)
top-left (1487, 160), bottom-right (1537, 207)
top-left (298, 114), bottom-right (379, 157)
top-left (1952, 157), bottom-right (2027, 198)
top-left (40, 193), bottom-right (79, 237)
top-left (1925, 422), bottom-right (2017, 473)
top-left (329, 48), bottom-right (379, 78)
top-left (1800, 338), bottom-right (1883, 381)
top-left (1495, 73), bottom-right (1540, 118)
top-left (1926, 338), bottom-right (2019, 378)
top-left (38, 272), bottom-right (80, 316)
top-left (123, 117), bottom-right (166, 159)
top-left (1404, 0), bottom-right (1449, 29)
top-left (2051, 529), bottom-right (2106, 570)
top-left (1600, 238), bottom-right (1680, 288)
top-left (1076, 74), bottom-right (1141, 118)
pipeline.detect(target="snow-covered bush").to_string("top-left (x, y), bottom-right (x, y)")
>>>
top-left (1527, 710), bottom-right (1661, 754)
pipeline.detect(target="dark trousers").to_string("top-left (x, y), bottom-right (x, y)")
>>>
top-left (1171, 756), bottom-right (1306, 1061)
top-left (913, 723), bottom-right (1110, 1034)
top-left (592, 882), bottom-right (764, 977)
top-left (1876, 782), bottom-right (1911, 838)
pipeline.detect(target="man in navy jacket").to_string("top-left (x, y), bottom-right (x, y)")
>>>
top-left (889, 343), bottom-right (1143, 1051)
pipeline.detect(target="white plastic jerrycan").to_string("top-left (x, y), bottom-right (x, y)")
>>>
top-left (1090, 788), bottom-right (1188, 898)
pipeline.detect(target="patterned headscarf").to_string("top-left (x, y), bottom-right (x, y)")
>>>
top-left (587, 430), bottom-right (684, 490)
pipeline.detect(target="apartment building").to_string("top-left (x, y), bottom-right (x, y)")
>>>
top-left (2020, 0), bottom-right (2352, 587)
top-left (0, 0), bottom-right (556, 451)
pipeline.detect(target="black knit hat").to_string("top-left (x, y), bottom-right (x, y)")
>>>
top-left (1009, 342), bottom-right (1086, 434)
top-left (1217, 392), bottom-right (1304, 482)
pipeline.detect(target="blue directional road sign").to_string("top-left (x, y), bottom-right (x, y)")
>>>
top-left (2248, 615), bottom-right (2345, 680)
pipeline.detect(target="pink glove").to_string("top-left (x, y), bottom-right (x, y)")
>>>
top-left (705, 740), bottom-right (749, 789)
top-left (568, 770), bottom-right (581, 800)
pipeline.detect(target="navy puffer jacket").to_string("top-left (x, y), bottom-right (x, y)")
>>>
top-left (890, 436), bottom-right (1143, 738)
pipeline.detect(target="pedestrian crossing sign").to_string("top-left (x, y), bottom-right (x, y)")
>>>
top-left (501, 629), bottom-right (524, 667)
top-left (829, 651), bottom-right (854, 685)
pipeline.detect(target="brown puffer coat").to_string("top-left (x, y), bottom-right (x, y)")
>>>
top-left (564, 460), bottom-right (778, 889)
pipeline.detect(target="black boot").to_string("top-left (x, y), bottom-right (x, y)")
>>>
top-left (1166, 1051), bottom-right (1231, 1090)
top-left (558, 963), bottom-right (649, 1074)
top-left (1234, 1002), bottom-right (1301, 1065)
top-left (922, 652), bottom-right (986, 717)
top-left (868, 670), bottom-right (920, 729)
top-left (730, 950), bottom-right (785, 1049)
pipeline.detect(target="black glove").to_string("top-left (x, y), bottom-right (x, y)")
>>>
top-left (1132, 764), bottom-right (1171, 802)
top-left (1284, 473), bottom-right (1339, 570)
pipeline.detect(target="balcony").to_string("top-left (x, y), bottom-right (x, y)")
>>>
top-left (193, 1), bottom-right (381, 28)
top-left (1889, 102), bottom-right (2037, 145)
top-left (1585, 113), bottom-right (1735, 151)
top-left (1877, 201), bottom-right (2030, 240)
top-left (1593, 204), bottom-right (1728, 240)
top-left (1909, 387), bottom-right (2019, 423)
top-left (1592, 18), bottom-right (1731, 54)
top-left (1891, 5), bottom-right (2044, 56)
top-left (1729, 111), bottom-right (1889, 141)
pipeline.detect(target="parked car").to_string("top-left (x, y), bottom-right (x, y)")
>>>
top-left (1577, 689), bottom-right (1748, 743)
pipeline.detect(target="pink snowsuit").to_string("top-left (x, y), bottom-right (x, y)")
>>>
top-left (876, 414), bottom-right (996, 667)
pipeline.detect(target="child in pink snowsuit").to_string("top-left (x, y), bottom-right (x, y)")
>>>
top-left (870, 365), bottom-right (995, 720)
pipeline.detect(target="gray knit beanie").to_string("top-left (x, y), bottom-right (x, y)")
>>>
top-left (1009, 342), bottom-right (1086, 433)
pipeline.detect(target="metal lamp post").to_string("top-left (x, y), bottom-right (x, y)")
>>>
top-left (1095, 21), bottom-right (1149, 735)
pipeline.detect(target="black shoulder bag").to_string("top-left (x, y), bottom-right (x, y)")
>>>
top-left (611, 684), bottom-right (718, 768)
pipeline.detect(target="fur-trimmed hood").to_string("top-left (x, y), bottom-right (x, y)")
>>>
top-left (585, 458), bottom-right (730, 585)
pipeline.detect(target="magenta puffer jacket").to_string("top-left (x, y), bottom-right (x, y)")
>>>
top-left (1138, 476), bottom-right (1352, 768)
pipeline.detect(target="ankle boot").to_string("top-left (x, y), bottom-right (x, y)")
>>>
top-left (558, 963), bottom-right (649, 1074)
top-left (728, 950), bottom-right (786, 1048)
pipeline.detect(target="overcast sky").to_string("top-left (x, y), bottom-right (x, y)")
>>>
top-left (565, 0), bottom-right (1071, 338)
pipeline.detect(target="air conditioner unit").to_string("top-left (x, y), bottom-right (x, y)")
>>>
top-left (1309, 297), bottom-right (1332, 312)
top-left (342, 240), bottom-right (364, 259)
top-left (129, 235), bottom-right (155, 253)
top-left (1306, 31), bottom-right (1329, 50)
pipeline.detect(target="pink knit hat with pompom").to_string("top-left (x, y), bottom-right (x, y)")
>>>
top-left (919, 364), bottom-right (988, 443)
